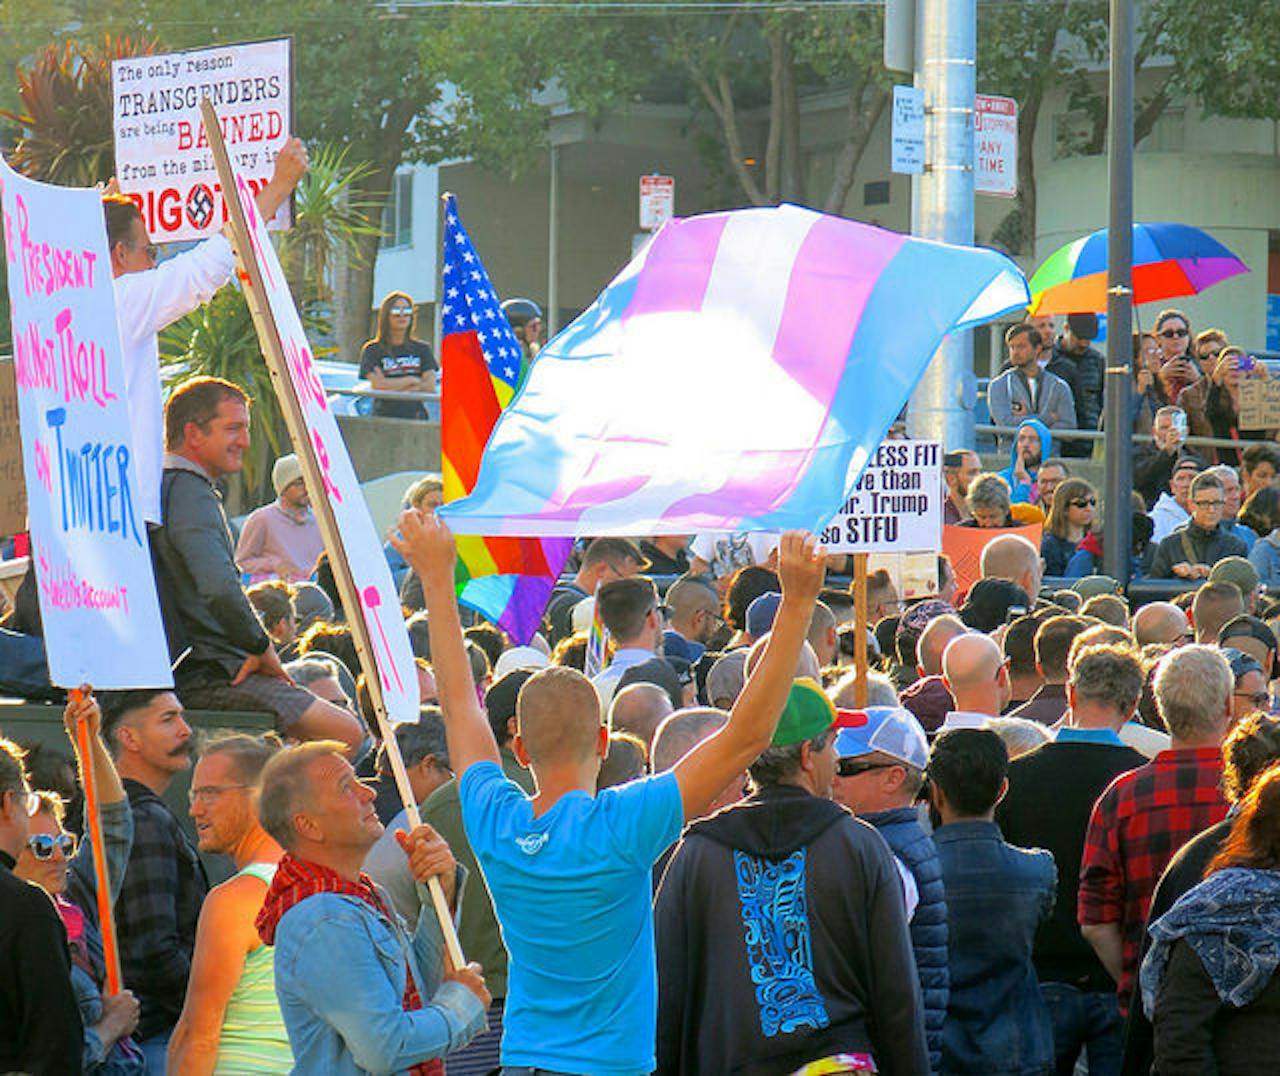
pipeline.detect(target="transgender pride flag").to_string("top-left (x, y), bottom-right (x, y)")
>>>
top-left (438, 204), bottom-right (1028, 538)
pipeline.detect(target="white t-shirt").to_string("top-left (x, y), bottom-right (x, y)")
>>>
top-left (689, 532), bottom-right (780, 579)
top-left (113, 235), bottom-right (237, 523)
top-left (893, 855), bottom-right (920, 921)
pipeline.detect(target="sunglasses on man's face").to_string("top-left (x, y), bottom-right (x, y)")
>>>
top-left (1234, 690), bottom-right (1270, 710)
top-left (835, 759), bottom-right (900, 779)
top-left (26, 833), bottom-right (76, 860)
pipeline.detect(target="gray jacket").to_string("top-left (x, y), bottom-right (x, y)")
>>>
top-left (151, 455), bottom-right (270, 680)
top-left (988, 367), bottom-right (1077, 431)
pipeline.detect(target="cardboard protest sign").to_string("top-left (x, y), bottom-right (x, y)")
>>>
top-left (0, 157), bottom-right (172, 688)
top-left (0, 361), bottom-right (26, 536)
top-left (112, 39), bottom-right (291, 242)
top-left (1237, 380), bottom-right (1280, 431)
top-left (823, 440), bottom-right (942, 553)
top-left (868, 552), bottom-right (941, 603)
top-left (943, 522), bottom-right (1042, 599)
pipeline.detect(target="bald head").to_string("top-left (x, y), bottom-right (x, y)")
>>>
top-left (651, 707), bottom-right (728, 772)
top-left (943, 633), bottom-right (1004, 687)
top-left (608, 683), bottom-right (675, 750)
top-left (517, 666), bottom-right (603, 766)
top-left (1132, 601), bottom-right (1190, 648)
top-left (917, 614), bottom-right (967, 677)
top-left (980, 534), bottom-right (1042, 600)
top-left (942, 632), bottom-right (1009, 717)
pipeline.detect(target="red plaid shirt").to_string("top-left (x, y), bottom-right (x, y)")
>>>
top-left (1077, 746), bottom-right (1228, 1012)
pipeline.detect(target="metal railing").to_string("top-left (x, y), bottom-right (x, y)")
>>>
top-left (976, 424), bottom-right (1259, 453)
top-left (327, 386), bottom-right (441, 403)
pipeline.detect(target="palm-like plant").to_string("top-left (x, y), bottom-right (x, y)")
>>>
top-left (279, 144), bottom-right (382, 307)
top-left (0, 36), bottom-right (157, 185)
top-left (159, 288), bottom-right (287, 507)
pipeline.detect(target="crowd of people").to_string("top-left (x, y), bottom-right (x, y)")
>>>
top-left (7, 401), bottom-right (1280, 1073)
top-left (4, 135), bottom-right (1280, 1076)
top-left (946, 312), bottom-right (1280, 588)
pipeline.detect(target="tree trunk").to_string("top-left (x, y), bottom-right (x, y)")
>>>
top-left (335, 102), bottom-right (416, 363)
top-left (1015, 91), bottom-right (1041, 255)
top-left (822, 84), bottom-right (889, 215)
top-left (779, 32), bottom-right (804, 204)
top-left (765, 25), bottom-right (785, 203)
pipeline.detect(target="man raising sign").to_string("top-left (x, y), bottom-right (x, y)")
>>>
top-left (105, 138), bottom-right (309, 524)
top-left (392, 512), bottom-right (827, 1076)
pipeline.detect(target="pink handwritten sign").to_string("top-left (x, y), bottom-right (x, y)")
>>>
top-left (0, 156), bottom-right (172, 689)
top-left (229, 165), bottom-right (418, 723)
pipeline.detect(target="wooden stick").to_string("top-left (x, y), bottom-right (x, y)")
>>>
top-left (199, 98), bottom-right (464, 970)
top-left (71, 688), bottom-right (122, 995)
top-left (853, 553), bottom-right (869, 708)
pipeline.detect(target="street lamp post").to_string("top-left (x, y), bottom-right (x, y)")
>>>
top-left (1101, 0), bottom-right (1135, 584)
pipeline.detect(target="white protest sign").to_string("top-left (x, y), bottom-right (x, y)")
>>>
top-left (975, 94), bottom-right (1018, 197)
top-left (112, 39), bottom-right (291, 242)
top-left (822, 440), bottom-right (942, 553)
top-left (228, 170), bottom-right (418, 723)
top-left (891, 85), bottom-right (925, 175)
top-left (0, 158), bottom-right (172, 688)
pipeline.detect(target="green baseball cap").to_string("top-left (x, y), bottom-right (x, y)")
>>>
top-left (770, 678), bottom-right (837, 747)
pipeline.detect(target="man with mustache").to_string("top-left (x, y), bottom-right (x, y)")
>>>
top-left (101, 687), bottom-right (208, 1074)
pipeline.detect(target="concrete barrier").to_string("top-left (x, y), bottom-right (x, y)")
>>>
top-left (337, 415), bottom-right (442, 484)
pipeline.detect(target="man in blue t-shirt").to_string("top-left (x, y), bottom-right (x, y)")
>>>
top-left (392, 514), bottom-right (826, 1076)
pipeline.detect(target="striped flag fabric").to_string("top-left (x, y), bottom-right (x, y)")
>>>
top-left (437, 204), bottom-right (1029, 539)
top-left (439, 193), bottom-right (573, 643)
top-left (584, 588), bottom-right (609, 679)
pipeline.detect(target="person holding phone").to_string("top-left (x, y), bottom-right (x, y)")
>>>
top-left (1205, 347), bottom-right (1277, 468)
top-left (1134, 406), bottom-right (1201, 509)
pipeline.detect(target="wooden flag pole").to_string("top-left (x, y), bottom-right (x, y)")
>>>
top-left (70, 688), bottom-right (123, 995)
top-left (200, 99), bottom-right (464, 969)
top-left (853, 553), bottom-right (869, 708)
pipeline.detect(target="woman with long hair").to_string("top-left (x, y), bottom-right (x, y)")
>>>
top-left (357, 291), bottom-right (437, 419)
top-left (1041, 476), bottom-right (1097, 576)
top-left (1144, 763), bottom-right (1280, 1074)
top-left (1243, 486), bottom-right (1280, 589)
top-left (1131, 331), bottom-right (1169, 435)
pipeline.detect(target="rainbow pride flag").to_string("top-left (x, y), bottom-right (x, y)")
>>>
top-left (440, 194), bottom-right (572, 642)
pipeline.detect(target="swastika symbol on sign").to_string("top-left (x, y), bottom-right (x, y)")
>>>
top-left (186, 184), bottom-right (215, 229)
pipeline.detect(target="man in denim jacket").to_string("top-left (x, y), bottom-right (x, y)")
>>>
top-left (931, 728), bottom-right (1056, 1076)
top-left (254, 742), bottom-right (489, 1074)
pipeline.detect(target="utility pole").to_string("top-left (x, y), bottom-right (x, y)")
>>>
top-left (906, 0), bottom-right (977, 449)
top-left (1101, 0), bottom-right (1135, 584)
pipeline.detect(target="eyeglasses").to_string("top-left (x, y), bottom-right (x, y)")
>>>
top-left (1159, 328), bottom-right (1189, 339)
top-left (836, 759), bottom-right (901, 779)
top-left (1193, 499), bottom-right (1225, 509)
top-left (1234, 690), bottom-right (1270, 709)
top-left (389, 308), bottom-right (413, 316)
top-left (188, 783), bottom-right (250, 805)
top-left (1070, 497), bottom-right (1097, 508)
top-left (654, 603), bottom-right (672, 622)
top-left (128, 240), bottom-right (159, 262)
top-left (26, 833), bottom-right (76, 860)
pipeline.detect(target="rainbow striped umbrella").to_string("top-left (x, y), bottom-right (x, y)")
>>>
top-left (1028, 222), bottom-right (1249, 315)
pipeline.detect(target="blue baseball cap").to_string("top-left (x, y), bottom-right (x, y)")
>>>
top-left (833, 707), bottom-right (930, 771)
top-left (745, 591), bottom-right (783, 638)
